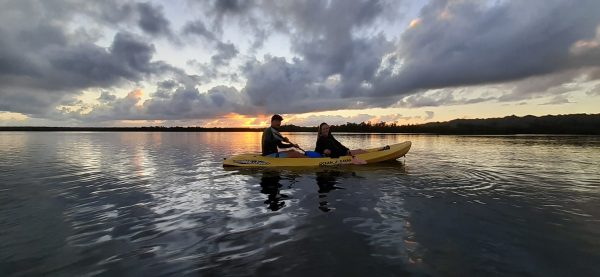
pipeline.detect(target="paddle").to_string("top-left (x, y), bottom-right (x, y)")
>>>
top-left (284, 139), bottom-right (326, 158)
top-left (295, 145), bottom-right (306, 152)
top-left (272, 127), bottom-right (305, 153)
top-left (288, 141), bottom-right (305, 153)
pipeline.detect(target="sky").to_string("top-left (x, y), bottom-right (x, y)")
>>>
top-left (1, 0), bottom-right (599, 127)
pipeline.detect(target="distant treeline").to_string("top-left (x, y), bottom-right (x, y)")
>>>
top-left (1, 114), bottom-right (599, 135)
top-left (282, 114), bottom-right (600, 135)
top-left (310, 113), bottom-right (600, 135)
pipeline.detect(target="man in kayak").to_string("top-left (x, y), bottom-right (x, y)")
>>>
top-left (262, 114), bottom-right (305, 158)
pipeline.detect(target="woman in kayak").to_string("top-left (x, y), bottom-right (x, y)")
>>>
top-left (315, 123), bottom-right (367, 158)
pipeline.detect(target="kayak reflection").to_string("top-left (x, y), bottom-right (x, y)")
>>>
top-left (316, 170), bottom-right (348, 212)
top-left (256, 169), bottom-right (360, 212)
top-left (259, 170), bottom-right (289, 211)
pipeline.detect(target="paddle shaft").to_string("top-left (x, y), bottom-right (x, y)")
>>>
top-left (273, 128), bottom-right (305, 152)
top-left (291, 142), bottom-right (305, 152)
top-left (284, 138), bottom-right (305, 152)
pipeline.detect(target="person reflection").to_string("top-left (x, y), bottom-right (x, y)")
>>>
top-left (315, 170), bottom-right (346, 212)
top-left (260, 170), bottom-right (288, 211)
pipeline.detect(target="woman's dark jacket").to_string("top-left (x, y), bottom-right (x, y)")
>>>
top-left (315, 135), bottom-right (349, 158)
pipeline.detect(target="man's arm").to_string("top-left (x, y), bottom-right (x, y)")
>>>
top-left (277, 141), bottom-right (294, 149)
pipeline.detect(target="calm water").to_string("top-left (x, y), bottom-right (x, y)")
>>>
top-left (1, 132), bottom-right (599, 276)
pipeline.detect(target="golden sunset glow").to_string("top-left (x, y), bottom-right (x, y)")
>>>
top-left (203, 113), bottom-right (270, 128)
top-left (0, 112), bottom-right (28, 122)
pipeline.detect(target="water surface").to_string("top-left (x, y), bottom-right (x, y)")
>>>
top-left (1, 132), bottom-right (599, 276)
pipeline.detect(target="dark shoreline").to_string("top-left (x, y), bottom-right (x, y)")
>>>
top-left (1, 113), bottom-right (599, 135)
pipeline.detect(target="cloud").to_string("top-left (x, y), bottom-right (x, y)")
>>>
top-left (374, 0), bottom-right (600, 96)
top-left (211, 42), bottom-right (239, 66)
top-left (73, 84), bottom-right (252, 122)
top-left (3, 0), bottom-right (600, 125)
top-left (196, 0), bottom-right (600, 115)
top-left (540, 95), bottom-right (574, 105)
top-left (230, 0), bottom-right (402, 114)
top-left (395, 88), bottom-right (495, 108)
top-left (424, 111), bottom-right (434, 120)
top-left (262, 0), bottom-right (394, 97)
top-left (240, 56), bottom-right (392, 114)
top-left (136, 2), bottom-right (173, 37)
top-left (0, 1), bottom-right (183, 118)
top-left (587, 84), bottom-right (600, 96)
top-left (182, 19), bottom-right (217, 41)
top-left (0, 30), bottom-right (177, 116)
top-left (48, 31), bottom-right (170, 88)
top-left (98, 91), bottom-right (117, 103)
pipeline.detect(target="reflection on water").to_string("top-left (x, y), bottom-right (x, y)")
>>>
top-left (0, 132), bottom-right (599, 276)
top-left (259, 171), bottom-right (288, 211)
top-left (258, 169), bottom-right (353, 213)
top-left (316, 170), bottom-right (351, 212)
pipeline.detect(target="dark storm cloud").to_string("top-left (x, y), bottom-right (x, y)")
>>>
top-left (182, 19), bottom-right (239, 77)
top-left (157, 79), bottom-right (179, 90)
top-left (0, 30), bottom-right (175, 116)
top-left (213, 0), bottom-right (251, 14)
top-left (264, 0), bottom-right (393, 95)
top-left (69, 83), bottom-right (253, 122)
top-left (136, 2), bottom-right (173, 37)
top-left (182, 19), bottom-right (217, 41)
top-left (0, 0), bottom-right (181, 117)
top-left (374, 0), bottom-right (600, 97)
top-left (395, 89), bottom-right (494, 108)
top-left (241, 56), bottom-right (365, 114)
top-left (48, 32), bottom-right (165, 88)
top-left (98, 91), bottom-right (117, 103)
top-left (211, 42), bottom-right (239, 66)
top-left (3, 0), bottom-right (600, 124)
top-left (183, 0), bottom-right (600, 114)
top-left (141, 85), bottom-right (250, 120)
top-left (210, 0), bottom-right (253, 30)
top-left (227, 0), bottom-right (398, 115)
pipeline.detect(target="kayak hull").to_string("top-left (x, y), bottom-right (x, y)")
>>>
top-left (223, 141), bottom-right (411, 167)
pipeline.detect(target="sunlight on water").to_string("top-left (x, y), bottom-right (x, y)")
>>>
top-left (0, 132), bottom-right (599, 276)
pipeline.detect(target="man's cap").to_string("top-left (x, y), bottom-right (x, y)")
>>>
top-left (271, 114), bottom-right (283, 121)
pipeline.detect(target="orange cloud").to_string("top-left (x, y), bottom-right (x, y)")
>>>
top-left (125, 88), bottom-right (144, 107)
top-left (409, 18), bottom-right (422, 28)
top-left (124, 88), bottom-right (143, 99)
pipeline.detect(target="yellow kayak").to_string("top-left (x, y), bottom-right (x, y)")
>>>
top-left (223, 141), bottom-right (411, 167)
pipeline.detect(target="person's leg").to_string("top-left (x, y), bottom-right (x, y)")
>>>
top-left (349, 149), bottom-right (368, 155)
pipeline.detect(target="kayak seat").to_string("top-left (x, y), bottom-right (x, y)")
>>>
top-left (304, 151), bottom-right (323, 158)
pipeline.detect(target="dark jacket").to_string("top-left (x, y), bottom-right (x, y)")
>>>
top-left (315, 135), bottom-right (349, 158)
top-left (262, 127), bottom-right (293, 156)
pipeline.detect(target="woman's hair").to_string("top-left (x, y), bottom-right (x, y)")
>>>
top-left (317, 122), bottom-right (329, 137)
